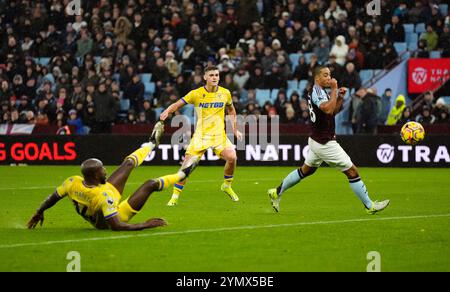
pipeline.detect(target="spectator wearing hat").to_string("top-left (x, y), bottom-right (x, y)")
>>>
top-left (165, 51), bottom-right (180, 79)
top-left (416, 105), bottom-right (436, 125)
top-left (433, 98), bottom-right (448, 117)
top-left (67, 109), bottom-right (85, 135)
top-left (330, 35), bottom-right (348, 66)
top-left (434, 97), bottom-right (449, 124)
top-left (245, 65), bottom-right (266, 90)
top-left (379, 88), bottom-right (393, 125)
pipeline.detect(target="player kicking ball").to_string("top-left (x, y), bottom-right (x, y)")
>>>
top-left (268, 66), bottom-right (390, 214)
top-left (27, 121), bottom-right (198, 231)
top-left (160, 65), bottom-right (243, 206)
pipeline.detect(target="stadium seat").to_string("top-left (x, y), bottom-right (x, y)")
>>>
top-left (401, 51), bottom-right (411, 61)
top-left (140, 73), bottom-right (152, 83)
top-left (154, 107), bottom-right (164, 118)
top-left (181, 104), bottom-right (195, 116)
top-left (176, 38), bottom-right (187, 54)
top-left (442, 96), bottom-right (450, 105)
top-left (360, 69), bottom-right (374, 84)
top-left (120, 99), bottom-right (130, 111)
top-left (240, 89), bottom-right (248, 103)
top-left (287, 80), bottom-right (298, 90)
top-left (439, 4), bottom-right (448, 16)
top-left (144, 82), bottom-right (156, 97)
top-left (94, 56), bottom-right (101, 64)
top-left (394, 42), bottom-right (407, 55)
top-left (415, 23), bottom-right (426, 34)
top-left (76, 56), bottom-right (84, 65)
top-left (384, 24), bottom-right (391, 33)
top-left (304, 53), bottom-right (314, 64)
top-left (408, 42), bottom-right (418, 51)
top-left (36, 57), bottom-right (50, 66)
top-left (255, 89), bottom-right (271, 106)
top-left (270, 89), bottom-right (279, 103)
top-left (403, 24), bottom-right (414, 33)
top-left (298, 80), bottom-right (308, 94)
top-left (286, 89), bottom-right (298, 102)
top-left (430, 51), bottom-right (441, 59)
top-left (289, 53), bottom-right (301, 71)
top-left (405, 32), bottom-right (418, 46)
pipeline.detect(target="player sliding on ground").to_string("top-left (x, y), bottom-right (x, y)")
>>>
top-left (27, 121), bottom-right (198, 231)
top-left (160, 65), bottom-right (243, 206)
top-left (268, 66), bottom-right (390, 214)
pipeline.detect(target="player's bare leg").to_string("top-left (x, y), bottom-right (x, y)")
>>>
top-left (343, 165), bottom-right (390, 214)
top-left (268, 164), bottom-right (317, 212)
top-left (124, 156), bottom-right (199, 220)
top-left (220, 147), bottom-right (239, 202)
top-left (167, 155), bottom-right (200, 206)
top-left (108, 121), bottom-right (165, 193)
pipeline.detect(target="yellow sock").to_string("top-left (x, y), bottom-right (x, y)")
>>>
top-left (224, 175), bottom-right (234, 188)
top-left (157, 172), bottom-right (185, 191)
top-left (172, 180), bottom-right (185, 196)
top-left (125, 143), bottom-right (153, 168)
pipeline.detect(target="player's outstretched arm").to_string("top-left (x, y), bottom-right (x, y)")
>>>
top-left (160, 99), bottom-right (186, 121)
top-left (106, 216), bottom-right (167, 231)
top-left (226, 104), bottom-right (243, 141)
top-left (27, 192), bottom-right (63, 229)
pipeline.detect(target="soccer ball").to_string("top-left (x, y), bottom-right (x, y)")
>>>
top-left (400, 121), bottom-right (425, 145)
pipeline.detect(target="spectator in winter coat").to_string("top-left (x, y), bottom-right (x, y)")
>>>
top-left (330, 35), bottom-right (348, 66)
top-left (386, 95), bottom-right (406, 125)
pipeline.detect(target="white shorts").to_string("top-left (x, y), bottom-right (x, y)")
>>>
top-left (304, 137), bottom-right (353, 171)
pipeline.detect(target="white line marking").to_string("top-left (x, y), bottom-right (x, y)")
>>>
top-left (1, 213), bottom-right (449, 249)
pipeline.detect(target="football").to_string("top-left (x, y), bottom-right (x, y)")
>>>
top-left (400, 121), bottom-right (425, 145)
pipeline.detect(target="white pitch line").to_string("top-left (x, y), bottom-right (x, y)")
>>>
top-left (1, 213), bottom-right (449, 249)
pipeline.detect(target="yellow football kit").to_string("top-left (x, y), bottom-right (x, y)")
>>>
top-left (56, 176), bottom-right (137, 229)
top-left (181, 86), bottom-right (234, 157)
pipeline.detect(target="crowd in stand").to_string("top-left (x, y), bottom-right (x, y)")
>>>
top-left (0, 0), bottom-right (449, 134)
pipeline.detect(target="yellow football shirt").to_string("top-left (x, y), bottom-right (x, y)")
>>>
top-left (56, 176), bottom-right (121, 228)
top-left (181, 86), bottom-right (232, 138)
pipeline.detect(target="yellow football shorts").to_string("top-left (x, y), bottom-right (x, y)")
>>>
top-left (186, 134), bottom-right (234, 158)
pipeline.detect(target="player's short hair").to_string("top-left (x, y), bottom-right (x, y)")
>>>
top-left (313, 66), bottom-right (329, 79)
top-left (204, 65), bottom-right (219, 74)
top-left (81, 158), bottom-right (103, 178)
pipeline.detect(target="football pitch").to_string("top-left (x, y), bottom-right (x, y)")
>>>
top-left (0, 166), bottom-right (449, 272)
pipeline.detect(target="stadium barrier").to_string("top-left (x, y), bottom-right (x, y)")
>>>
top-left (0, 135), bottom-right (449, 167)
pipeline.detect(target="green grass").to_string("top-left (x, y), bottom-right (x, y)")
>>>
top-left (0, 166), bottom-right (449, 271)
